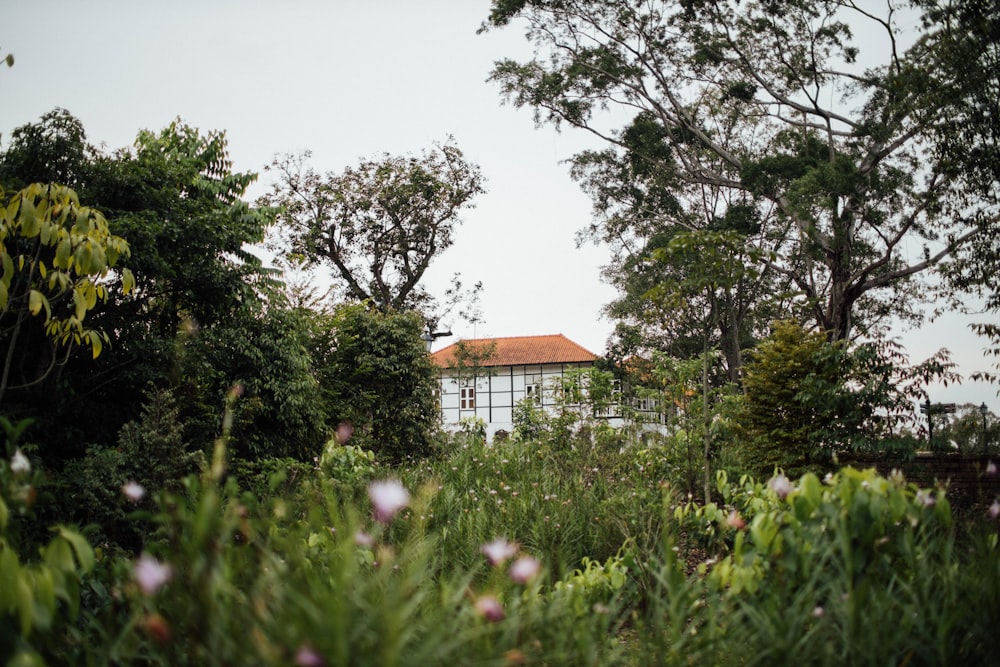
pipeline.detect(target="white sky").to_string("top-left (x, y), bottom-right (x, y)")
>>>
top-left (1, 0), bottom-right (995, 410)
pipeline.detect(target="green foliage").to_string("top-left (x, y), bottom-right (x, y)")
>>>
top-left (0, 419), bottom-right (94, 667)
top-left (264, 141), bottom-right (485, 313)
top-left (0, 183), bottom-right (134, 405)
top-left (319, 440), bottom-right (378, 487)
top-left (484, 0), bottom-right (997, 343)
top-left (324, 303), bottom-right (439, 461)
top-left (640, 467), bottom-right (1000, 665)
top-left (71, 387), bottom-right (203, 549)
top-left (736, 321), bottom-right (947, 477)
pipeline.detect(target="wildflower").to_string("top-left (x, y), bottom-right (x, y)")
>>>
top-left (355, 530), bottom-right (375, 548)
top-left (134, 554), bottom-right (172, 596)
top-left (726, 510), bottom-right (746, 530)
top-left (768, 474), bottom-right (794, 499)
top-left (813, 606), bottom-right (825, 618)
top-left (503, 649), bottom-right (526, 666)
top-left (509, 556), bottom-right (541, 584)
top-left (916, 489), bottom-right (936, 507)
top-left (988, 500), bottom-right (1000, 520)
top-left (294, 644), bottom-right (325, 667)
top-left (986, 461), bottom-right (997, 476)
top-left (368, 479), bottom-right (410, 523)
top-left (122, 481), bottom-right (145, 503)
top-left (474, 595), bottom-right (505, 622)
top-left (481, 537), bottom-right (518, 566)
top-left (335, 422), bottom-right (354, 445)
top-left (10, 448), bottom-right (30, 474)
top-left (142, 613), bottom-right (171, 644)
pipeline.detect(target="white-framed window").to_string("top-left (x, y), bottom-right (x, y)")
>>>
top-left (460, 378), bottom-right (476, 410)
top-left (524, 373), bottom-right (542, 404)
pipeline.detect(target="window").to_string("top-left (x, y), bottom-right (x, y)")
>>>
top-left (461, 386), bottom-right (476, 410)
top-left (525, 373), bottom-right (542, 404)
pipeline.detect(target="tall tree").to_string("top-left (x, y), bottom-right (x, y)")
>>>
top-left (263, 142), bottom-right (485, 315)
top-left (484, 0), bottom-right (998, 342)
top-left (0, 111), bottom-right (333, 461)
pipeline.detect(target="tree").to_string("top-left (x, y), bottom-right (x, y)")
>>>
top-left (0, 111), bottom-right (332, 463)
top-left (263, 142), bottom-right (485, 314)
top-left (323, 304), bottom-right (439, 461)
top-left (0, 183), bottom-right (134, 407)
top-left (483, 0), bottom-right (998, 342)
top-left (737, 320), bottom-right (955, 477)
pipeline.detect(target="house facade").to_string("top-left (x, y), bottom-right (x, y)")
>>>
top-left (430, 334), bottom-right (665, 440)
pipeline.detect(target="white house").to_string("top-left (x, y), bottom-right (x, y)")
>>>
top-left (430, 334), bottom-right (665, 440)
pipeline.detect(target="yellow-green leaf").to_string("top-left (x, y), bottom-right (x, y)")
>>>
top-left (88, 330), bottom-right (103, 358)
top-left (121, 268), bottom-right (135, 294)
top-left (54, 237), bottom-right (72, 269)
top-left (28, 289), bottom-right (43, 316)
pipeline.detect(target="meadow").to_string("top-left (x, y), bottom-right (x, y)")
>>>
top-left (4, 415), bottom-right (1000, 667)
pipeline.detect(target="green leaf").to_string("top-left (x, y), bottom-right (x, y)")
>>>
top-left (57, 526), bottom-right (95, 573)
top-left (16, 576), bottom-right (33, 635)
top-left (0, 279), bottom-right (7, 310)
top-left (0, 546), bottom-right (18, 608)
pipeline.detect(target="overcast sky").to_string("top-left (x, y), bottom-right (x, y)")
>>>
top-left (1, 1), bottom-right (994, 410)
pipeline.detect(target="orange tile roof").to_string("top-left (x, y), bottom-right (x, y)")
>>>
top-left (431, 334), bottom-right (598, 368)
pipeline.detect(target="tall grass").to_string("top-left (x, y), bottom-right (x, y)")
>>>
top-left (6, 428), bottom-right (1000, 665)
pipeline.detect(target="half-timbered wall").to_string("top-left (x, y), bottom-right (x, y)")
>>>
top-left (437, 362), bottom-right (595, 438)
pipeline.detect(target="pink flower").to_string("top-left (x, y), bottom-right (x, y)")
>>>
top-left (474, 595), bottom-right (504, 622)
top-left (294, 644), bottom-right (325, 667)
top-left (481, 537), bottom-right (518, 566)
top-left (122, 480), bottom-right (145, 503)
top-left (988, 500), bottom-right (1000, 520)
top-left (368, 480), bottom-right (410, 523)
top-left (335, 422), bottom-right (354, 445)
top-left (134, 554), bottom-right (172, 596)
top-left (768, 474), bottom-right (794, 499)
top-left (509, 556), bottom-right (541, 584)
top-left (725, 510), bottom-right (746, 530)
top-left (354, 530), bottom-right (375, 548)
top-left (916, 490), bottom-right (936, 507)
top-left (986, 461), bottom-right (997, 476)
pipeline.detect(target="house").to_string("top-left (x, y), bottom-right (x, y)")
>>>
top-left (430, 333), bottom-right (665, 440)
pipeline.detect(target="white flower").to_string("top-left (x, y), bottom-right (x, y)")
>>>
top-left (988, 500), bottom-right (1000, 520)
top-left (354, 530), bottom-right (375, 548)
top-left (986, 461), bottom-right (997, 476)
top-left (368, 479), bottom-right (410, 523)
top-left (768, 474), bottom-right (794, 499)
top-left (134, 554), bottom-right (172, 596)
top-left (122, 481), bottom-right (145, 503)
top-left (10, 448), bottom-right (30, 474)
top-left (481, 537), bottom-right (518, 566)
top-left (509, 556), bottom-right (542, 584)
top-left (916, 490), bottom-right (936, 507)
